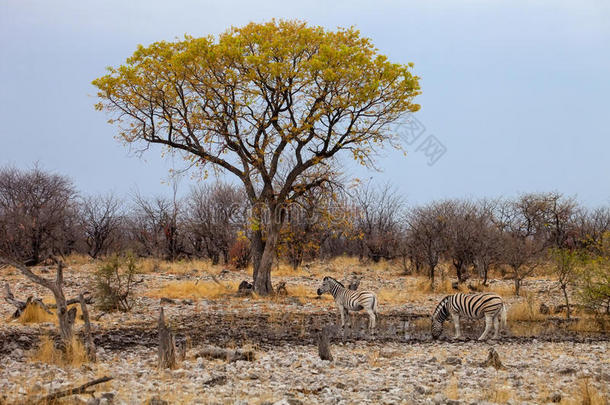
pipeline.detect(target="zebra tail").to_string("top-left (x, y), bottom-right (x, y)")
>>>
top-left (501, 303), bottom-right (508, 329)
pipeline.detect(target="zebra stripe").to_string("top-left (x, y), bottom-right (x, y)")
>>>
top-left (317, 276), bottom-right (378, 330)
top-left (431, 293), bottom-right (507, 340)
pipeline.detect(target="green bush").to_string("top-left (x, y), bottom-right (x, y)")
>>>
top-left (577, 258), bottom-right (610, 314)
top-left (94, 253), bottom-right (139, 312)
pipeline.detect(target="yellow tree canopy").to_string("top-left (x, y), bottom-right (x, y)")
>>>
top-left (93, 19), bottom-right (421, 206)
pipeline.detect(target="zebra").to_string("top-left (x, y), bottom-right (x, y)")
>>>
top-left (317, 276), bottom-right (378, 330)
top-left (431, 293), bottom-right (507, 341)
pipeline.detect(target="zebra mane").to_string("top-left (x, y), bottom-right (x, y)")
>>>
top-left (432, 295), bottom-right (451, 322)
top-left (323, 276), bottom-right (345, 288)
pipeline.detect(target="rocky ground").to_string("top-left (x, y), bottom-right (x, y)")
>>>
top-left (0, 260), bottom-right (608, 404)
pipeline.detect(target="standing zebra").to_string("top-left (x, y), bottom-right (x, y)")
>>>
top-left (431, 293), bottom-right (507, 340)
top-left (317, 276), bottom-right (378, 330)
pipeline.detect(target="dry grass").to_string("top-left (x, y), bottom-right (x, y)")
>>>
top-left (561, 378), bottom-right (607, 405)
top-left (153, 280), bottom-right (239, 300)
top-left (485, 283), bottom-right (516, 297)
top-left (64, 253), bottom-right (93, 266)
top-left (568, 314), bottom-right (610, 334)
top-left (16, 302), bottom-right (83, 325)
top-left (507, 293), bottom-right (546, 322)
top-left (445, 376), bottom-right (460, 400)
top-left (376, 287), bottom-right (413, 304)
top-left (17, 302), bottom-right (56, 324)
top-left (30, 336), bottom-right (88, 367)
top-left (139, 258), bottom-right (215, 275)
top-left (282, 284), bottom-right (322, 300)
top-left (367, 350), bottom-right (381, 367)
top-left (483, 380), bottom-right (514, 403)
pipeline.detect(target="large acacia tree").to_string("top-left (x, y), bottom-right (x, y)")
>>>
top-left (93, 20), bottom-right (421, 294)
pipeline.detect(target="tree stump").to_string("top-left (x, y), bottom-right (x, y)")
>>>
top-left (480, 347), bottom-right (505, 370)
top-left (79, 293), bottom-right (96, 362)
top-left (237, 280), bottom-right (253, 296)
top-left (158, 307), bottom-right (176, 369)
top-left (275, 281), bottom-right (288, 296)
top-left (318, 326), bottom-right (333, 361)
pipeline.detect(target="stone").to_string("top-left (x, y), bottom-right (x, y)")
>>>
top-left (433, 393), bottom-right (446, 404)
top-left (445, 356), bottom-right (462, 365)
top-left (559, 367), bottom-right (576, 375)
top-left (550, 392), bottom-right (562, 403)
top-left (147, 397), bottom-right (169, 405)
top-left (101, 392), bottom-right (115, 400)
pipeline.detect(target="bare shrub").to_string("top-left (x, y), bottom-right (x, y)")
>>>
top-left (0, 166), bottom-right (77, 265)
top-left (129, 189), bottom-right (183, 261)
top-left (353, 183), bottom-right (403, 262)
top-left (184, 183), bottom-right (245, 264)
top-left (229, 239), bottom-right (251, 269)
top-left (79, 193), bottom-right (123, 258)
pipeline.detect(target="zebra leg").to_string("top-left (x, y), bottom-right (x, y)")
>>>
top-left (478, 314), bottom-right (493, 340)
top-left (366, 309), bottom-right (376, 331)
top-left (338, 305), bottom-right (346, 328)
top-left (452, 313), bottom-right (462, 339)
top-left (344, 307), bottom-right (350, 328)
top-left (492, 314), bottom-right (500, 339)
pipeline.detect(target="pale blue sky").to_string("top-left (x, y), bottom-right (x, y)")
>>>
top-left (1, 0), bottom-right (609, 205)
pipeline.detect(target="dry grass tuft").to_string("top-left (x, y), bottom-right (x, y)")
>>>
top-left (283, 284), bottom-right (320, 300)
top-left (64, 253), bottom-right (93, 265)
top-left (507, 293), bottom-right (546, 322)
top-left (154, 280), bottom-right (239, 300)
top-left (485, 283), bottom-right (516, 297)
top-left (18, 302), bottom-right (56, 324)
top-left (31, 336), bottom-right (88, 367)
top-left (377, 287), bottom-right (412, 304)
top-left (445, 376), bottom-right (460, 400)
top-left (483, 380), bottom-right (514, 403)
top-left (561, 378), bottom-right (606, 405)
top-left (568, 314), bottom-right (610, 334)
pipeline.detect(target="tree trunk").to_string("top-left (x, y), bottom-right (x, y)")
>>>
top-left (254, 225), bottom-right (279, 295)
top-left (514, 277), bottom-right (521, 297)
top-left (251, 229), bottom-right (264, 285)
top-left (561, 284), bottom-right (571, 319)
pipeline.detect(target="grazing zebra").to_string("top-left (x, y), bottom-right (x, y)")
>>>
top-left (431, 293), bottom-right (507, 341)
top-left (317, 276), bottom-right (378, 330)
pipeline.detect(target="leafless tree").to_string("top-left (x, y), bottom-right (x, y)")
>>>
top-left (0, 166), bottom-right (77, 265)
top-left (574, 206), bottom-right (610, 254)
top-left (184, 182), bottom-right (245, 264)
top-left (496, 196), bottom-right (549, 296)
top-left (129, 187), bottom-right (183, 261)
top-left (353, 183), bottom-right (404, 262)
top-left (440, 200), bottom-right (480, 283)
top-left (79, 193), bottom-right (123, 258)
top-left (405, 202), bottom-right (449, 285)
top-left (470, 200), bottom-right (503, 285)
